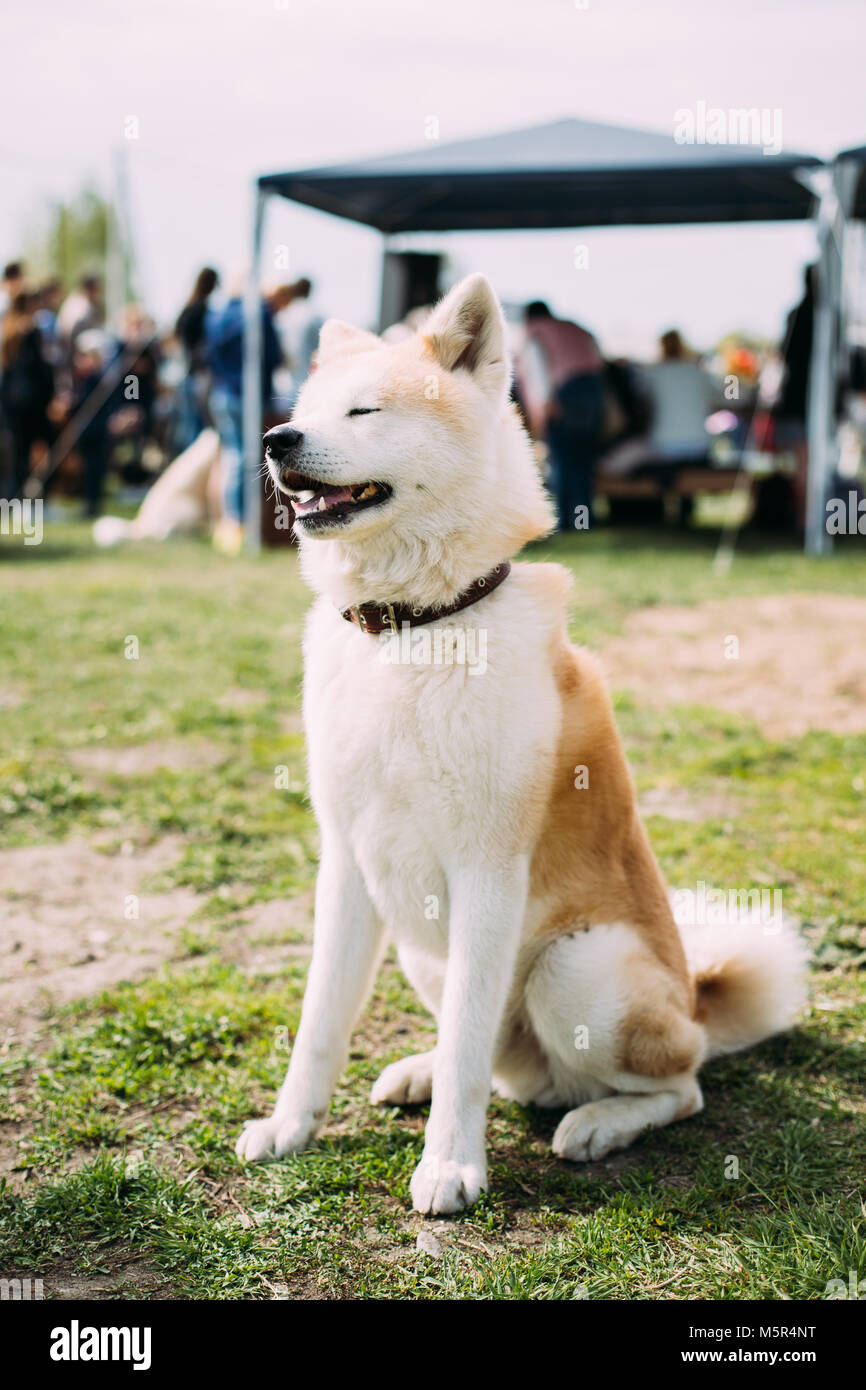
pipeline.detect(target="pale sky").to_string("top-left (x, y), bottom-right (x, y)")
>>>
top-left (1, 0), bottom-right (864, 356)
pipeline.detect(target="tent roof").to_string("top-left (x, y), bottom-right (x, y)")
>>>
top-left (259, 116), bottom-right (822, 233)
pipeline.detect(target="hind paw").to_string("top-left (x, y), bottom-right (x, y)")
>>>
top-left (552, 1103), bottom-right (628, 1162)
top-left (371, 1051), bottom-right (434, 1106)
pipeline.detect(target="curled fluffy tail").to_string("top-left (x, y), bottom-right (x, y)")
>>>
top-left (678, 917), bottom-right (808, 1060)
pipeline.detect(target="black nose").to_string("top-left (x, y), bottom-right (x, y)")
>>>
top-left (264, 425), bottom-right (303, 461)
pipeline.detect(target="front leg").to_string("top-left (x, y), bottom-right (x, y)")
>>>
top-left (410, 858), bottom-right (529, 1214)
top-left (236, 835), bottom-right (383, 1162)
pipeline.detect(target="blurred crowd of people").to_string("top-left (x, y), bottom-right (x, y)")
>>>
top-left (0, 259), bottom-right (320, 542)
top-left (0, 251), bottom-right (826, 543)
top-left (511, 276), bottom-right (817, 531)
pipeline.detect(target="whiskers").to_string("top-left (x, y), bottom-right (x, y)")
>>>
top-left (258, 459), bottom-right (297, 532)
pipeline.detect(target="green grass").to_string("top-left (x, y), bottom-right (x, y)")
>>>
top-left (0, 518), bottom-right (864, 1300)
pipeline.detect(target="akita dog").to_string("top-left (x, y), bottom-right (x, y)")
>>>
top-left (237, 274), bottom-right (805, 1214)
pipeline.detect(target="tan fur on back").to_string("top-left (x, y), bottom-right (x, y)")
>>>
top-left (530, 624), bottom-right (692, 1007)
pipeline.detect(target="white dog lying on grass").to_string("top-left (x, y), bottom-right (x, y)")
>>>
top-left (93, 428), bottom-right (221, 546)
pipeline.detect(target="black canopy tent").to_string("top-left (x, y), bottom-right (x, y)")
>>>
top-left (243, 116), bottom-right (828, 549)
top-left (802, 145), bottom-right (866, 551)
top-left (837, 145), bottom-right (866, 221)
top-left (815, 146), bottom-right (866, 530)
top-left (258, 116), bottom-right (819, 232)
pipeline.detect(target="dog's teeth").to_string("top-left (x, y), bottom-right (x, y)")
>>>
top-left (317, 497), bottom-right (327, 511)
top-left (295, 490), bottom-right (316, 504)
top-left (359, 484), bottom-right (377, 499)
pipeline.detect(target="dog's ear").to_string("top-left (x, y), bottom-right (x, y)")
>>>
top-left (317, 320), bottom-right (381, 364)
top-left (423, 274), bottom-right (509, 401)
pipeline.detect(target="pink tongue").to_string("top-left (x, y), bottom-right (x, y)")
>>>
top-left (324, 486), bottom-right (355, 506)
top-left (297, 485), bottom-right (355, 513)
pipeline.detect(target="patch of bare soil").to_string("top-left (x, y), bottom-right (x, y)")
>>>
top-left (0, 838), bottom-right (201, 1043)
top-left (0, 1123), bottom-right (30, 1188)
top-left (638, 784), bottom-right (741, 822)
top-left (40, 1247), bottom-right (175, 1300)
top-left (225, 893), bottom-right (315, 977)
top-left (218, 687), bottom-right (269, 710)
top-left (68, 738), bottom-right (227, 779)
top-left (403, 1209), bottom-right (556, 1262)
top-left (602, 593), bottom-right (866, 738)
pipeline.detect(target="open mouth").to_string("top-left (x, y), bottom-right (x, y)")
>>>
top-left (275, 468), bottom-right (392, 529)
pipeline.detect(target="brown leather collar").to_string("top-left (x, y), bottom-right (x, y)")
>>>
top-left (341, 562), bottom-right (511, 635)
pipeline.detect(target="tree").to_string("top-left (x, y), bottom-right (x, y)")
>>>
top-left (24, 186), bottom-right (134, 300)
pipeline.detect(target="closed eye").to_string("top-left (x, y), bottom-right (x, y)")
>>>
top-left (347, 407), bottom-right (381, 417)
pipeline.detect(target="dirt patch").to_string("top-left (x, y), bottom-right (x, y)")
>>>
top-left (222, 893), bottom-right (314, 978)
top-left (0, 1123), bottom-right (31, 1188)
top-left (68, 738), bottom-right (227, 779)
top-left (638, 784), bottom-right (740, 822)
top-left (0, 838), bottom-right (201, 1045)
top-left (40, 1247), bottom-right (175, 1300)
top-left (218, 687), bottom-right (270, 710)
top-left (238, 894), bottom-right (314, 942)
top-left (602, 593), bottom-right (866, 738)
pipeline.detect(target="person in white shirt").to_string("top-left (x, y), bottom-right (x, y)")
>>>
top-left (642, 329), bottom-right (719, 462)
top-left (0, 261), bottom-right (26, 326)
top-left (57, 274), bottom-right (103, 355)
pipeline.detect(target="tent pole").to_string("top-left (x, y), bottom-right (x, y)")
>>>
top-left (243, 184), bottom-right (267, 554)
top-left (804, 182), bottom-right (840, 555)
top-left (378, 234), bottom-right (397, 333)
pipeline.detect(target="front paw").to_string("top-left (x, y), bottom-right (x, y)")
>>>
top-left (410, 1153), bottom-right (487, 1214)
top-left (235, 1111), bottom-right (317, 1164)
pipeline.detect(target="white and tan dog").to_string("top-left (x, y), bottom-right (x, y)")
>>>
top-left (237, 274), bottom-right (805, 1214)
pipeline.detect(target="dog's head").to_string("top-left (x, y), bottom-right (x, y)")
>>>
top-left (265, 274), bottom-right (554, 606)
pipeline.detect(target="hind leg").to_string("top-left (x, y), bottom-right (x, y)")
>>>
top-left (524, 924), bottom-right (706, 1161)
top-left (552, 1082), bottom-right (703, 1162)
top-left (371, 1049), bottom-right (435, 1105)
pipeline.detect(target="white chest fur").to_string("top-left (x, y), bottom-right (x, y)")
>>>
top-left (302, 567), bottom-right (563, 954)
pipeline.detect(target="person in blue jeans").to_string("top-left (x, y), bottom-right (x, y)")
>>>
top-left (207, 289), bottom-right (282, 545)
top-left (518, 301), bottom-right (606, 531)
top-left (545, 373), bottom-right (606, 529)
top-left (174, 267), bottom-right (219, 453)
